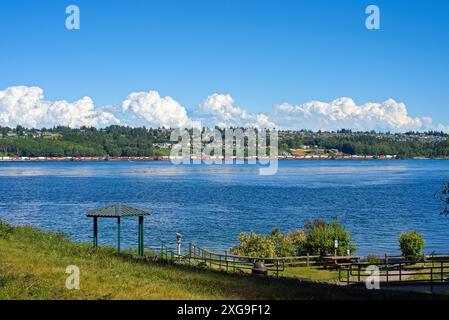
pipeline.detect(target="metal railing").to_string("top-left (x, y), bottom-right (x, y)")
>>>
top-left (338, 257), bottom-right (449, 292)
top-left (147, 243), bottom-right (449, 288)
top-left (146, 243), bottom-right (321, 277)
top-left (188, 244), bottom-right (327, 277)
top-left (189, 244), bottom-right (285, 276)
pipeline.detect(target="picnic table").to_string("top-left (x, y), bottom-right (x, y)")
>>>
top-left (321, 256), bottom-right (360, 268)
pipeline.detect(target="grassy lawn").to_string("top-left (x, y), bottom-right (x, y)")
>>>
top-left (282, 266), bottom-right (340, 283)
top-left (0, 220), bottom-right (447, 300)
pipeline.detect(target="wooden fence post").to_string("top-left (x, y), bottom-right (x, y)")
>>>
top-left (225, 251), bottom-right (228, 272)
top-left (189, 243), bottom-right (193, 265)
top-left (276, 260), bottom-right (279, 277)
top-left (430, 267), bottom-right (434, 292)
top-left (358, 264), bottom-right (361, 283)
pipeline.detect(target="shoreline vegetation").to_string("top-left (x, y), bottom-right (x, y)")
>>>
top-left (1, 220), bottom-right (446, 300)
top-left (1, 126), bottom-right (449, 161)
top-left (0, 155), bottom-right (405, 162)
top-left (0, 155), bottom-right (447, 162)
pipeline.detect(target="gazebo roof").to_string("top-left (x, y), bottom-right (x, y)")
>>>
top-left (86, 204), bottom-right (151, 218)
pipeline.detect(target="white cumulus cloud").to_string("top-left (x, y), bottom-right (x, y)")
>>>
top-left (198, 94), bottom-right (449, 132)
top-left (0, 86), bottom-right (119, 128)
top-left (199, 93), bottom-right (275, 128)
top-left (1, 86), bottom-right (448, 132)
top-left (121, 90), bottom-right (198, 128)
top-left (271, 97), bottom-right (439, 132)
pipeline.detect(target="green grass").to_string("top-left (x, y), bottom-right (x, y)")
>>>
top-left (282, 266), bottom-right (340, 283)
top-left (0, 220), bottom-right (447, 300)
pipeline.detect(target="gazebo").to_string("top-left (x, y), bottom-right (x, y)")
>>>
top-left (86, 204), bottom-right (150, 257)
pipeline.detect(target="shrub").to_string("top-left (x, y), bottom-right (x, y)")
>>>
top-left (0, 220), bottom-right (13, 239)
top-left (232, 220), bottom-right (355, 258)
top-left (269, 228), bottom-right (295, 257)
top-left (304, 219), bottom-right (355, 256)
top-left (232, 228), bottom-right (307, 258)
top-left (285, 229), bottom-right (307, 256)
top-left (399, 231), bottom-right (424, 260)
top-left (232, 231), bottom-right (276, 258)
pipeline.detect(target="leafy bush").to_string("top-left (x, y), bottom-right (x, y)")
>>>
top-left (399, 231), bottom-right (424, 260)
top-left (232, 220), bottom-right (355, 258)
top-left (232, 231), bottom-right (276, 258)
top-left (0, 220), bottom-right (13, 239)
top-left (285, 229), bottom-right (307, 255)
top-left (269, 228), bottom-right (293, 257)
top-left (232, 228), bottom-right (307, 258)
top-left (304, 219), bottom-right (355, 256)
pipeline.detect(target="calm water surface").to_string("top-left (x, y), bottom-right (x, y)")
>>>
top-left (1, 160), bottom-right (449, 256)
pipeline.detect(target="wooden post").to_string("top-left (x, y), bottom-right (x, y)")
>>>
top-left (386, 267), bottom-right (389, 289)
top-left (276, 260), bottom-right (279, 277)
top-left (430, 267), bottom-right (434, 292)
top-left (93, 217), bottom-right (98, 248)
top-left (358, 264), bottom-right (361, 283)
top-left (189, 243), bottom-right (193, 265)
top-left (225, 251), bottom-right (228, 271)
top-left (117, 217), bottom-right (121, 252)
top-left (306, 252), bottom-right (310, 267)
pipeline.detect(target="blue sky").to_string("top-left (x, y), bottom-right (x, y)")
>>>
top-left (0, 0), bottom-right (448, 130)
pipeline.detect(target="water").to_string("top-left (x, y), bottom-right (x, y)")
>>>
top-left (0, 160), bottom-right (448, 256)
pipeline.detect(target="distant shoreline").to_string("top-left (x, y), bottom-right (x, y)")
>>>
top-left (0, 156), bottom-right (447, 162)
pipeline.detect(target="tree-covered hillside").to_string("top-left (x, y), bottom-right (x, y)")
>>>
top-left (0, 125), bottom-right (449, 158)
top-left (0, 126), bottom-right (173, 157)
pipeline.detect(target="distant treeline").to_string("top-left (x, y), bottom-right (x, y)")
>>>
top-left (279, 130), bottom-right (449, 158)
top-left (0, 125), bottom-right (449, 158)
top-left (0, 126), bottom-right (172, 157)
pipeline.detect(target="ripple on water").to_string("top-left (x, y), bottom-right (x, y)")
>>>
top-left (0, 160), bottom-right (449, 256)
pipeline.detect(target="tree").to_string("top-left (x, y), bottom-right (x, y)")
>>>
top-left (232, 228), bottom-right (308, 258)
top-left (399, 231), bottom-right (424, 260)
top-left (269, 228), bottom-right (295, 257)
top-left (231, 231), bottom-right (276, 258)
top-left (435, 183), bottom-right (449, 216)
top-left (285, 229), bottom-right (307, 255)
top-left (304, 219), bottom-right (356, 256)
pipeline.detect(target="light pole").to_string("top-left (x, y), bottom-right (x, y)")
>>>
top-left (334, 239), bottom-right (339, 257)
top-left (176, 232), bottom-right (182, 256)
